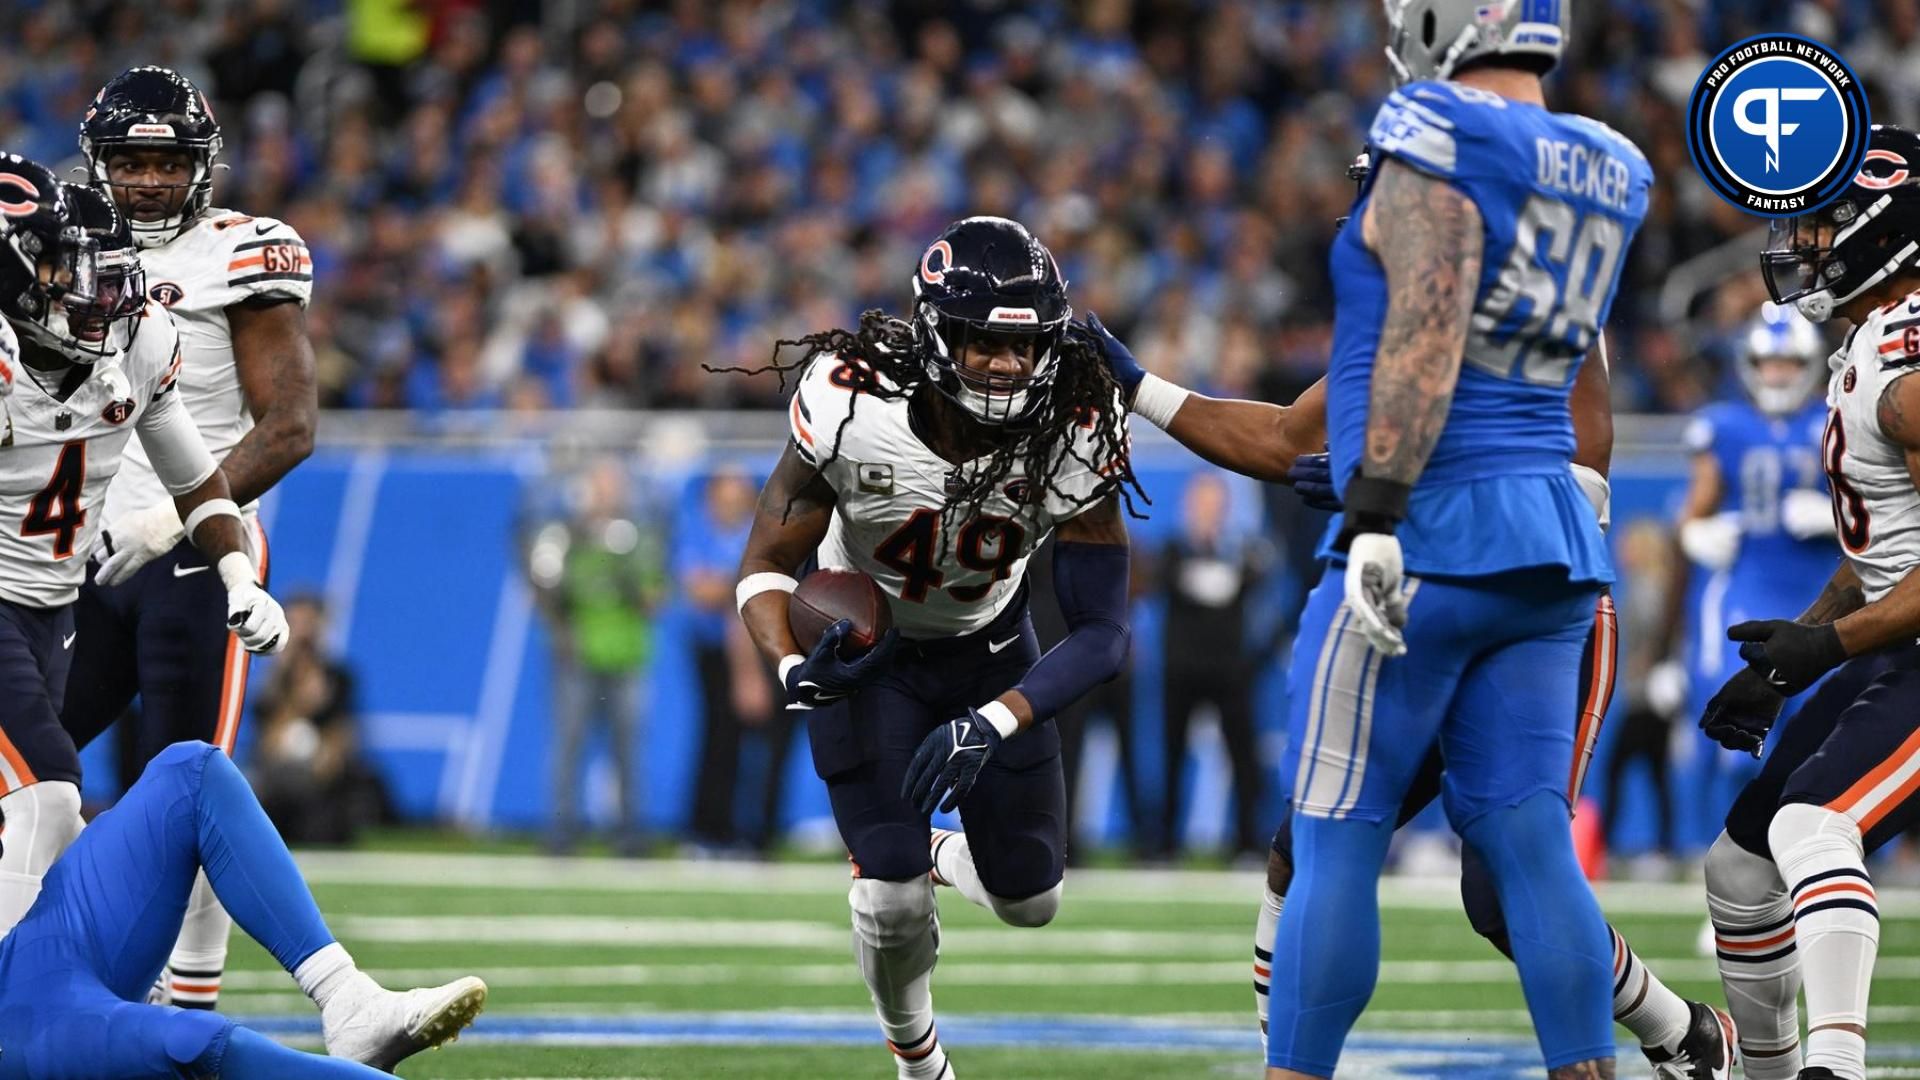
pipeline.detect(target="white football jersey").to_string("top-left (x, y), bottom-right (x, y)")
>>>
top-left (1825, 289), bottom-right (1920, 603)
top-left (0, 306), bottom-right (186, 607)
top-left (106, 208), bottom-right (312, 522)
top-left (790, 355), bottom-right (1124, 639)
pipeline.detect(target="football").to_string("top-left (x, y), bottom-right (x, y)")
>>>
top-left (788, 569), bottom-right (894, 658)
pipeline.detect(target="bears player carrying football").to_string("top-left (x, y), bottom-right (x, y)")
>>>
top-left (0, 157), bottom-right (286, 937)
top-left (1698, 124), bottom-right (1920, 1080)
top-left (63, 65), bottom-right (318, 1011)
top-left (733, 217), bottom-right (1139, 1080)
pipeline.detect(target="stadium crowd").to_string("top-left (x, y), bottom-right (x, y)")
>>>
top-left (5, 0), bottom-right (1917, 418)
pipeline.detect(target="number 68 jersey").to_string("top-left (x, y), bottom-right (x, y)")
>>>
top-left (1824, 292), bottom-right (1920, 603)
top-left (789, 355), bottom-right (1124, 639)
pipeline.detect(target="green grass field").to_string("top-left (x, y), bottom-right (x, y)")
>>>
top-left (225, 852), bottom-right (1920, 1078)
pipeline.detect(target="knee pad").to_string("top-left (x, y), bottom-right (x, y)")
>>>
top-left (152, 741), bottom-right (220, 769)
top-left (1768, 802), bottom-right (1863, 870)
top-left (988, 881), bottom-right (1062, 928)
top-left (0, 781), bottom-right (84, 875)
top-left (849, 877), bottom-right (936, 949)
top-left (1705, 828), bottom-right (1786, 915)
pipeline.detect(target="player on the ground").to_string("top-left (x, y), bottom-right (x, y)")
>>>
top-left (0, 740), bottom-right (486, 1077)
top-left (1226, 0), bottom-right (1651, 1074)
top-left (1669, 306), bottom-right (1834, 845)
top-left (1697, 125), bottom-right (1920, 1080)
top-left (61, 65), bottom-right (317, 1011)
top-left (1087, 313), bottom-right (1734, 1076)
top-left (0, 158), bottom-right (287, 934)
top-left (732, 216), bottom-right (1138, 1080)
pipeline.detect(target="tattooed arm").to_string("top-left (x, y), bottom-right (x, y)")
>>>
top-left (1344, 157), bottom-right (1483, 526)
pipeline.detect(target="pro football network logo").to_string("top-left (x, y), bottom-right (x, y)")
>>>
top-left (1687, 34), bottom-right (1870, 217)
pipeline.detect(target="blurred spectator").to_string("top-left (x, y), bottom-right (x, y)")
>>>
top-left (1155, 474), bottom-right (1272, 859)
top-left (679, 470), bottom-right (789, 855)
top-left (249, 595), bottom-right (392, 844)
top-left (1602, 521), bottom-right (1686, 868)
top-left (526, 457), bottom-right (665, 855)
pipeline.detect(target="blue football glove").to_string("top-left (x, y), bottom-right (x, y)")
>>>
top-left (1289, 453), bottom-right (1342, 512)
top-left (1698, 666), bottom-right (1785, 758)
top-left (784, 619), bottom-right (900, 711)
top-left (1073, 311), bottom-right (1146, 398)
top-left (902, 708), bottom-right (1004, 815)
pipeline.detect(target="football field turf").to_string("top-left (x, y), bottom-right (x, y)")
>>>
top-left (227, 851), bottom-right (1920, 1078)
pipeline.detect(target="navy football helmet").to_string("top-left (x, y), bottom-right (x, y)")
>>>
top-left (41, 183), bottom-right (145, 361)
top-left (80, 66), bottom-right (223, 248)
top-left (1764, 125), bottom-right (1920, 322)
top-left (910, 217), bottom-right (1070, 426)
top-left (0, 155), bottom-right (103, 347)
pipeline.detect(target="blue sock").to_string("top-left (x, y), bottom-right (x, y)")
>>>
top-left (190, 746), bottom-right (337, 972)
top-left (211, 1025), bottom-right (391, 1078)
top-left (1265, 812), bottom-right (1394, 1075)
top-left (1460, 790), bottom-right (1615, 1069)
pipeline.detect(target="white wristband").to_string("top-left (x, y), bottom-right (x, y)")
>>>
top-left (737, 572), bottom-right (799, 614)
top-left (183, 498), bottom-right (241, 539)
top-left (1569, 463), bottom-right (1611, 534)
top-left (1130, 372), bottom-right (1191, 430)
top-left (778, 654), bottom-right (804, 686)
top-left (978, 699), bottom-right (1020, 740)
top-left (216, 550), bottom-right (257, 592)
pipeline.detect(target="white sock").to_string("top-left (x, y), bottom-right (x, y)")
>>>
top-left (0, 782), bottom-right (84, 937)
top-left (166, 870), bottom-right (232, 1008)
top-left (1706, 830), bottom-right (1803, 1079)
top-left (293, 941), bottom-right (360, 1011)
top-left (850, 877), bottom-right (947, 1079)
top-left (1773, 804), bottom-right (1877, 1080)
top-left (1607, 924), bottom-right (1692, 1050)
top-left (930, 830), bottom-right (994, 912)
top-left (1254, 886), bottom-right (1281, 1044)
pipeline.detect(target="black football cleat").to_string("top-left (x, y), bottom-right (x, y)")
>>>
top-left (1644, 1001), bottom-right (1736, 1080)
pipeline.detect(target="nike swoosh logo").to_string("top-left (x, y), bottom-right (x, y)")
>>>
top-left (173, 565), bottom-right (210, 578)
top-left (256, 222), bottom-right (275, 235)
top-left (987, 636), bottom-right (1019, 654)
top-left (62, 632), bottom-right (76, 650)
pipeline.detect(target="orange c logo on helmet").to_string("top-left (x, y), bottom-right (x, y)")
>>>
top-left (0, 172), bottom-right (40, 218)
top-left (1857, 148), bottom-right (1911, 190)
top-left (920, 240), bottom-right (952, 285)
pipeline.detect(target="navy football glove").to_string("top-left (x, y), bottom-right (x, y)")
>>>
top-left (1699, 666), bottom-right (1785, 757)
top-left (1289, 452), bottom-right (1342, 512)
top-left (1074, 312), bottom-right (1146, 398)
top-left (1729, 619), bottom-right (1847, 696)
top-left (784, 620), bottom-right (899, 711)
top-left (903, 708), bottom-right (1003, 815)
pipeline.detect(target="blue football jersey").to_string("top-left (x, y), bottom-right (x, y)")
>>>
top-left (1322, 81), bottom-right (1653, 583)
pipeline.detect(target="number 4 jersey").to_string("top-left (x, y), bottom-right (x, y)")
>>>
top-left (789, 354), bottom-right (1123, 639)
top-left (0, 306), bottom-right (189, 608)
top-left (1322, 79), bottom-right (1653, 582)
top-left (1826, 292), bottom-right (1920, 602)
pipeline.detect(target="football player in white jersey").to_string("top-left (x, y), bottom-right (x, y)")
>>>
top-left (734, 218), bottom-right (1137, 1080)
top-left (61, 65), bottom-right (316, 1011)
top-left (0, 157), bottom-right (286, 937)
top-left (1696, 125), bottom-right (1920, 1080)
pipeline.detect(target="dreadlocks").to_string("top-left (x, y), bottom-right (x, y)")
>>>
top-left (712, 309), bottom-right (1146, 542)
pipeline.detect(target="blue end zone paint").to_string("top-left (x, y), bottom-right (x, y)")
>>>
top-left (237, 1012), bottom-right (1920, 1077)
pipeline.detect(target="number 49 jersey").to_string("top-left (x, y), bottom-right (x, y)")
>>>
top-left (1825, 292), bottom-right (1920, 603)
top-left (789, 355), bottom-right (1122, 639)
top-left (1322, 80), bottom-right (1653, 582)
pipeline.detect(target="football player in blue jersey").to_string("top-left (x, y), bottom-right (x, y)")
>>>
top-left (1671, 307), bottom-right (1834, 845)
top-left (0, 742), bottom-right (485, 1077)
top-left (1250, 0), bottom-right (1651, 1074)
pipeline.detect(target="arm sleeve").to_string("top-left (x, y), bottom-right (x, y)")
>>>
top-left (1013, 541), bottom-right (1131, 723)
top-left (134, 377), bottom-right (218, 496)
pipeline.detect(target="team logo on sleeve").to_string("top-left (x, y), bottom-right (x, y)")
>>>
top-left (1687, 34), bottom-right (1869, 217)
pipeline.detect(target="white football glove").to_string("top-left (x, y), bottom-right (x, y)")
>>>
top-left (1679, 513), bottom-right (1742, 572)
top-left (218, 552), bottom-right (287, 654)
top-left (1343, 532), bottom-right (1409, 657)
top-left (1781, 488), bottom-right (1834, 541)
top-left (92, 501), bottom-right (186, 587)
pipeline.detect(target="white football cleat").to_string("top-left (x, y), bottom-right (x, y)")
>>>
top-left (322, 973), bottom-right (488, 1071)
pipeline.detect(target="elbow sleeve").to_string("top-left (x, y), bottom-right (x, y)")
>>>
top-left (136, 391), bottom-right (218, 496)
top-left (1016, 542), bottom-right (1131, 721)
